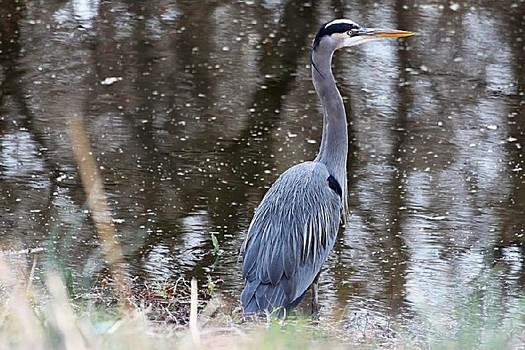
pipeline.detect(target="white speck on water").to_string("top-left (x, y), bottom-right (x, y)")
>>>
top-left (449, 2), bottom-right (460, 11)
top-left (414, 214), bottom-right (447, 221)
top-left (100, 77), bottom-right (122, 85)
top-left (486, 124), bottom-right (498, 130)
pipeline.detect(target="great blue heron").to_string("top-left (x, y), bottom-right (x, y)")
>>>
top-left (241, 19), bottom-right (414, 317)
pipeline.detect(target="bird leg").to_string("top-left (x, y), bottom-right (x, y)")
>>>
top-left (311, 272), bottom-right (321, 320)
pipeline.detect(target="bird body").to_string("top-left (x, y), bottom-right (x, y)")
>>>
top-left (241, 161), bottom-right (342, 313)
top-left (241, 19), bottom-right (414, 316)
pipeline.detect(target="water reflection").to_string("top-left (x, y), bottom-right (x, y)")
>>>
top-left (1, 0), bottom-right (524, 338)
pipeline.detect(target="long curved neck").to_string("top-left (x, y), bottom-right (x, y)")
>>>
top-left (311, 48), bottom-right (348, 191)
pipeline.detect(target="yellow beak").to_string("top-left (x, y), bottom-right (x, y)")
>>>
top-left (365, 28), bottom-right (415, 38)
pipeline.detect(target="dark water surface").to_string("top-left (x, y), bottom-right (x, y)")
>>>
top-left (1, 0), bottom-right (524, 339)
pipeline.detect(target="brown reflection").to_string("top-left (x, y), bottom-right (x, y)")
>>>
top-left (0, 1), bottom-right (24, 62)
top-left (494, 2), bottom-right (525, 290)
top-left (330, 1), bottom-right (416, 319)
top-left (0, 0), bottom-right (64, 181)
top-left (82, 0), bottom-right (321, 286)
top-left (0, 1), bottom-right (63, 251)
top-left (0, 0), bottom-right (25, 243)
top-left (188, 0), bottom-right (319, 283)
top-left (378, 0), bottom-right (413, 316)
top-left (218, 0), bottom-right (317, 192)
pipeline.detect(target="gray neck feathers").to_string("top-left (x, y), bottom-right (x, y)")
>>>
top-left (311, 45), bottom-right (348, 200)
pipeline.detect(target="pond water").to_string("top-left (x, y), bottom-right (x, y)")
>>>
top-left (1, 0), bottom-right (524, 340)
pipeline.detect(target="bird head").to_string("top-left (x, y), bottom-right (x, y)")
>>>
top-left (312, 19), bottom-right (414, 52)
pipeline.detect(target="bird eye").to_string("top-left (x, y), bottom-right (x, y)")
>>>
top-left (347, 29), bottom-right (359, 36)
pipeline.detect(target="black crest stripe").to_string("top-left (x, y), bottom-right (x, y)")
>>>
top-left (312, 21), bottom-right (360, 50)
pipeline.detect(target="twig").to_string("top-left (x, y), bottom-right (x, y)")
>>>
top-left (190, 277), bottom-right (200, 346)
top-left (26, 254), bottom-right (37, 293)
top-left (68, 114), bottom-right (131, 306)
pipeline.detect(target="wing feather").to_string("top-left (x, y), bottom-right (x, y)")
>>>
top-left (241, 161), bottom-right (343, 313)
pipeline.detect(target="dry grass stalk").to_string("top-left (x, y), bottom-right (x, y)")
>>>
top-left (46, 273), bottom-right (89, 349)
top-left (0, 252), bottom-right (45, 349)
top-left (190, 277), bottom-right (200, 346)
top-left (68, 114), bottom-right (131, 305)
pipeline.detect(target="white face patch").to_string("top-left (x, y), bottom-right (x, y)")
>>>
top-left (324, 19), bottom-right (359, 29)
